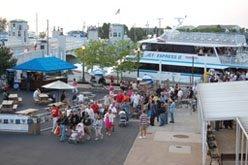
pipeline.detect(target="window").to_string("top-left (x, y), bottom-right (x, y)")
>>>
top-left (139, 63), bottom-right (159, 71)
top-left (162, 64), bottom-right (204, 74)
top-left (149, 43), bottom-right (196, 54)
top-left (113, 32), bottom-right (117, 37)
top-left (13, 23), bottom-right (15, 27)
top-left (18, 31), bottom-right (21, 37)
top-left (19, 25), bottom-right (22, 30)
top-left (118, 33), bottom-right (121, 37)
top-left (3, 119), bottom-right (8, 124)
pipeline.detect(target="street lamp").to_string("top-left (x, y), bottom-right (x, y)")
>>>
top-left (81, 45), bottom-right (86, 83)
top-left (134, 48), bottom-right (141, 78)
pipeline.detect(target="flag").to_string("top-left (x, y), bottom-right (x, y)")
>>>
top-left (115, 9), bottom-right (120, 15)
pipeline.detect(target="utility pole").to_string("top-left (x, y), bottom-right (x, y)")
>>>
top-left (157, 18), bottom-right (163, 36)
top-left (46, 19), bottom-right (49, 55)
top-left (145, 21), bottom-right (149, 36)
top-left (36, 13), bottom-right (38, 41)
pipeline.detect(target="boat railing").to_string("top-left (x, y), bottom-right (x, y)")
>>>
top-left (218, 52), bottom-right (248, 65)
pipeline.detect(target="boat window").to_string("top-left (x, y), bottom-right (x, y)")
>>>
top-left (150, 43), bottom-right (196, 54)
top-left (162, 64), bottom-right (204, 74)
top-left (216, 47), bottom-right (237, 56)
top-left (139, 63), bottom-right (159, 71)
top-left (195, 47), bottom-right (215, 56)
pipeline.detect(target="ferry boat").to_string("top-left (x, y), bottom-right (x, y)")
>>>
top-left (126, 30), bottom-right (248, 83)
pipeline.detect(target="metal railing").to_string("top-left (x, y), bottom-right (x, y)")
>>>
top-left (235, 117), bottom-right (248, 165)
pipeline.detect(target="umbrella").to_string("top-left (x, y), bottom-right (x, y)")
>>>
top-left (142, 75), bottom-right (153, 84)
top-left (42, 80), bottom-right (75, 90)
top-left (42, 80), bottom-right (75, 102)
top-left (90, 69), bottom-right (106, 77)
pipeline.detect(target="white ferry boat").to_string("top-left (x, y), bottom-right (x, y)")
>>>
top-left (126, 31), bottom-right (248, 83)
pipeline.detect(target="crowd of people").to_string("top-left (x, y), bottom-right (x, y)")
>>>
top-left (207, 69), bottom-right (248, 82)
top-left (48, 78), bottom-right (197, 142)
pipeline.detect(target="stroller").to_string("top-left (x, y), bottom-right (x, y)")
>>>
top-left (68, 123), bottom-right (85, 143)
top-left (118, 111), bottom-right (128, 127)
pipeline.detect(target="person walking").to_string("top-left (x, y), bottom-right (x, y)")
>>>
top-left (169, 98), bottom-right (176, 123)
top-left (51, 105), bottom-right (61, 133)
top-left (139, 110), bottom-right (149, 139)
top-left (148, 100), bottom-right (156, 126)
top-left (93, 115), bottom-right (104, 140)
top-left (104, 110), bottom-right (112, 136)
top-left (159, 101), bottom-right (168, 126)
top-left (58, 112), bottom-right (69, 142)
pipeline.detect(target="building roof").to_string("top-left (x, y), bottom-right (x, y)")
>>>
top-left (10, 19), bottom-right (27, 23)
top-left (198, 81), bottom-right (248, 121)
top-left (13, 56), bottom-right (76, 72)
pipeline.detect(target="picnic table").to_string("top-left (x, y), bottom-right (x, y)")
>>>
top-left (8, 94), bottom-right (18, 100)
top-left (8, 94), bottom-right (22, 104)
top-left (38, 93), bottom-right (51, 104)
top-left (0, 100), bottom-right (17, 113)
top-left (2, 100), bottom-right (14, 107)
top-left (16, 108), bottom-right (38, 115)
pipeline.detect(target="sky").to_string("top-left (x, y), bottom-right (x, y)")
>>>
top-left (0, 0), bottom-right (248, 33)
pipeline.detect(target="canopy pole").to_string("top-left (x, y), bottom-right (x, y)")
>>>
top-left (236, 121), bottom-right (240, 165)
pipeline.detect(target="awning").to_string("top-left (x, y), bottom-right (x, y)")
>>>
top-left (13, 57), bottom-right (76, 72)
top-left (198, 81), bottom-right (248, 121)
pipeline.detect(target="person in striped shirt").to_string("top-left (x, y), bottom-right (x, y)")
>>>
top-left (139, 110), bottom-right (149, 139)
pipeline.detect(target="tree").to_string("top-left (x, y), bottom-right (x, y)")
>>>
top-left (98, 23), bottom-right (110, 39)
top-left (76, 40), bottom-right (138, 82)
top-left (0, 17), bottom-right (7, 32)
top-left (39, 32), bottom-right (46, 39)
top-left (0, 46), bottom-right (17, 76)
top-left (128, 27), bottom-right (146, 42)
top-left (76, 40), bottom-right (116, 71)
top-left (112, 40), bottom-right (138, 80)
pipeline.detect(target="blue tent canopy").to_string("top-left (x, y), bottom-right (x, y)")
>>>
top-left (13, 57), bottom-right (76, 72)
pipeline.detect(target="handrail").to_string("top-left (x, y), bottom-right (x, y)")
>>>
top-left (236, 117), bottom-right (248, 139)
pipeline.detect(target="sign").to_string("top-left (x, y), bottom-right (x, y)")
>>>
top-left (142, 51), bottom-right (221, 64)
top-left (143, 52), bottom-right (182, 60)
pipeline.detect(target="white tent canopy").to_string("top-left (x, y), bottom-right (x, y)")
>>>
top-left (198, 81), bottom-right (248, 121)
top-left (42, 80), bottom-right (75, 90)
top-left (198, 81), bottom-right (248, 165)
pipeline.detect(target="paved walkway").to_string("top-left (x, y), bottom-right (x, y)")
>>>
top-left (124, 107), bottom-right (202, 165)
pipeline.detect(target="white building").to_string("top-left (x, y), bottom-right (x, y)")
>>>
top-left (109, 24), bottom-right (125, 42)
top-left (9, 19), bottom-right (29, 43)
top-left (87, 26), bottom-right (98, 41)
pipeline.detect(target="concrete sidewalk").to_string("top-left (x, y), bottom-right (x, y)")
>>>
top-left (124, 107), bottom-right (202, 165)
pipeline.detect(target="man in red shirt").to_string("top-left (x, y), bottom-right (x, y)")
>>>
top-left (91, 101), bottom-right (100, 114)
top-left (115, 91), bottom-right (124, 111)
top-left (51, 105), bottom-right (61, 132)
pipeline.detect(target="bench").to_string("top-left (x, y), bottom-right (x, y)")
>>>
top-left (13, 104), bottom-right (18, 111)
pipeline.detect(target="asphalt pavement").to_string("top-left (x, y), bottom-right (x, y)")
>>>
top-left (0, 86), bottom-right (139, 165)
top-left (0, 119), bottom-right (139, 165)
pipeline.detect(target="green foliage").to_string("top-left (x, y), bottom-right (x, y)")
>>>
top-left (0, 17), bottom-right (7, 32)
top-left (128, 27), bottom-right (146, 42)
top-left (0, 46), bottom-right (17, 75)
top-left (39, 32), bottom-right (46, 39)
top-left (113, 40), bottom-right (138, 73)
top-left (98, 23), bottom-right (110, 39)
top-left (76, 40), bottom-right (138, 78)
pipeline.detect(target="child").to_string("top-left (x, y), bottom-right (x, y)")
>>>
top-left (104, 110), bottom-right (112, 136)
top-left (139, 110), bottom-right (149, 139)
top-left (93, 115), bottom-right (103, 140)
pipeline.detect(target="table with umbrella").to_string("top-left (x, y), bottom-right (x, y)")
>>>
top-left (42, 80), bottom-right (75, 102)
